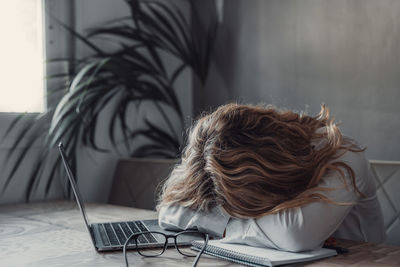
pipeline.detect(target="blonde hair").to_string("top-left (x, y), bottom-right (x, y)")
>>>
top-left (158, 103), bottom-right (363, 218)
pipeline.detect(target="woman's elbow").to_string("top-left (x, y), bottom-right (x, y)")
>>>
top-left (158, 219), bottom-right (179, 231)
top-left (157, 205), bottom-right (182, 230)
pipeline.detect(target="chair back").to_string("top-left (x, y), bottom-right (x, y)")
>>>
top-left (370, 160), bottom-right (400, 245)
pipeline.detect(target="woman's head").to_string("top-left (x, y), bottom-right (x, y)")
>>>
top-left (158, 103), bottom-right (360, 218)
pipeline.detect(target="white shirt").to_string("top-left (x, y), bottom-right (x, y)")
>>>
top-left (158, 150), bottom-right (386, 252)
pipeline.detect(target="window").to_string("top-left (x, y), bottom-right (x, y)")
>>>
top-left (0, 0), bottom-right (45, 113)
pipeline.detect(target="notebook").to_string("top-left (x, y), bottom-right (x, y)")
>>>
top-left (58, 142), bottom-right (203, 252)
top-left (191, 240), bottom-right (337, 267)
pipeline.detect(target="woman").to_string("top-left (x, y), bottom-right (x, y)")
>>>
top-left (157, 103), bottom-right (385, 252)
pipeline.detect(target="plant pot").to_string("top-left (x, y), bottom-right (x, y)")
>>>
top-left (108, 158), bottom-right (177, 210)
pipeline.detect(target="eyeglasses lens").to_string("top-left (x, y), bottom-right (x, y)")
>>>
top-left (136, 232), bottom-right (166, 256)
top-left (176, 232), bottom-right (206, 257)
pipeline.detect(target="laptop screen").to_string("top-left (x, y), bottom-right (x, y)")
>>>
top-left (58, 142), bottom-right (95, 245)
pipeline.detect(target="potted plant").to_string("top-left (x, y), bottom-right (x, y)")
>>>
top-left (1, 0), bottom-right (219, 203)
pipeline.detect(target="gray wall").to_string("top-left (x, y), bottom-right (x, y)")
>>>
top-left (203, 0), bottom-right (400, 161)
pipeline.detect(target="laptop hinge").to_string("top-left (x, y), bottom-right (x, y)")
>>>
top-left (88, 224), bottom-right (100, 249)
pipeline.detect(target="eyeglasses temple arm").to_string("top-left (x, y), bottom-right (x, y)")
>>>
top-left (124, 232), bottom-right (138, 267)
top-left (191, 233), bottom-right (209, 267)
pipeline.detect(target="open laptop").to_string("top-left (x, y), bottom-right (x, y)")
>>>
top-left (58, 142), bottom-right (198, 252)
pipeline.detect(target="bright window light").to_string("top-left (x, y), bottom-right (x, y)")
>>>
top-left (0, 0), bottom-right (45, 113)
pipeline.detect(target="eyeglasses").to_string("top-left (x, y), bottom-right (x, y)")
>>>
top-left (123, 230), bottom-right (209, 267)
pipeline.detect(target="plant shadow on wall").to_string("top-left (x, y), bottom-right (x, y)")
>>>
top-left (1, 0), bottom-right (218, 201)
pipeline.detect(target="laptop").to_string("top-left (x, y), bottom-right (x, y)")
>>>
top-left (58, 142), bottom-right (199, 252)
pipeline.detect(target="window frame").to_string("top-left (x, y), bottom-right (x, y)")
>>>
top-left (0, 0), bottom-right (75, 148)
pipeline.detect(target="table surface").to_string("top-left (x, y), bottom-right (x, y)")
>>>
top-left (1, 201), bottom-right (400, 267)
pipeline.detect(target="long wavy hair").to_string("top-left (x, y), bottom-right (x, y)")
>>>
top-left (158, 103), bottom-right (363, 218)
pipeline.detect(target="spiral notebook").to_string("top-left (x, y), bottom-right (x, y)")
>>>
top-left (191, 240), bottom-right (337, 267)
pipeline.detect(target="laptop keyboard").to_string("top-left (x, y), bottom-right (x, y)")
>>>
top-left (100, 221), bottom-right (157, 246)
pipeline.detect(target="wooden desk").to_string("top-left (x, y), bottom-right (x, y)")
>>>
top-left (1, 201), bottom-right (399, 266)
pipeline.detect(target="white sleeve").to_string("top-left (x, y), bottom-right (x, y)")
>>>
top-left (158, 204), bottom-right (231, 237)
top-left (223, 179), bottom-right (355, 251)
top-left (222, 151), bottom-right (368, 252)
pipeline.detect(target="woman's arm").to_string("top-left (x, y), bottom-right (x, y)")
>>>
top-left (223, 150), bottom-right (377, 252)
top-left (158, 204), bottom-right (230, 237)
top-left (223, 194), bottom-right (354, 252)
